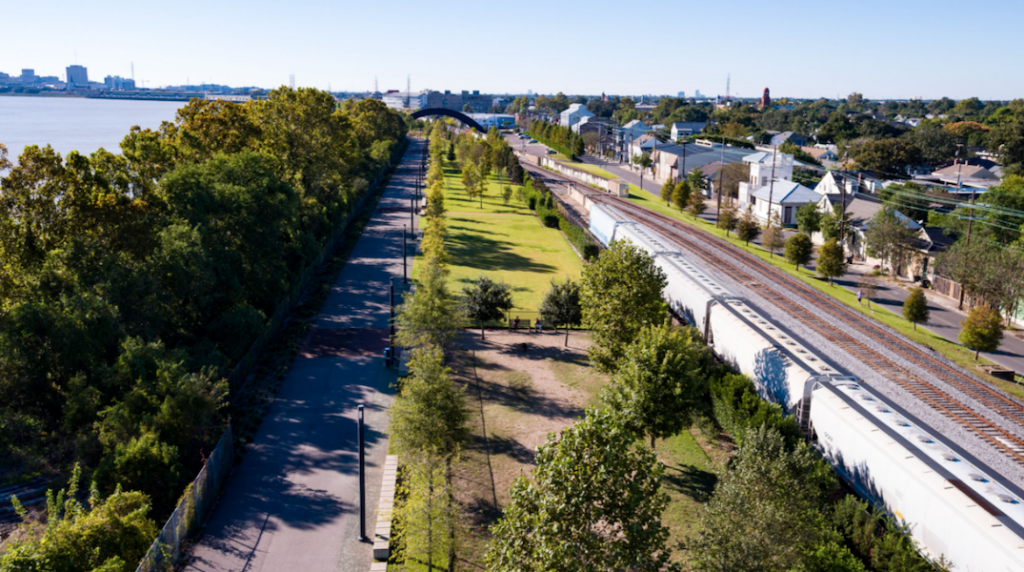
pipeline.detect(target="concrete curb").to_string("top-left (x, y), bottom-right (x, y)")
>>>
top-left (372, 455), bottom-right (399, 562)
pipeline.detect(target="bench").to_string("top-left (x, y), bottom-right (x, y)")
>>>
top-left (508, 319), bottom-right (532, 331)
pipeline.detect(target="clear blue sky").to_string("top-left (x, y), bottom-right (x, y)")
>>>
top-left (4, 0), bottom-right (1022, 100)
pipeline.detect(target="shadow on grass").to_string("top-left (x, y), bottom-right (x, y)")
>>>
top-left (446, 229), bottom-right (558, 274)
top-left (477, 433), bottom-right (535, 465)
top-left (663, 464), bottom-right (717, 504)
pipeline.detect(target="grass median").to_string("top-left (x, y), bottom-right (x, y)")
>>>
top-left (413, 165), bottom-right (585, 316)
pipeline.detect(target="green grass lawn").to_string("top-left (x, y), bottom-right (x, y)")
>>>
top-left (552, 160), bottom-right (616, 180)
top-left (623, 185), bottom-right (1024, 399)
top-left (657, 429), bottom-right (720, 563)
top-left (415, 164), bottom-right (585, 316)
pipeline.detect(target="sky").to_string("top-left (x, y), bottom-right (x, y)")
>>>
top-left (4, 0), bottom-right (1023, 101)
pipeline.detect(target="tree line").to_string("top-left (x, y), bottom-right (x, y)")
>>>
top-left (0, 90), bottom-right (406, 572)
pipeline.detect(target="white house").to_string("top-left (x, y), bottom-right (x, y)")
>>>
top-left (736, 151), bottom-right (821, 224)
top-left (743, 181), bottom-right (822, 225)
top-left (622, 119), bottom-right (650, 139)
top-left (671, 122), bottom-right (707, 142)
top-left (560, 103), bottom-right (595, 131)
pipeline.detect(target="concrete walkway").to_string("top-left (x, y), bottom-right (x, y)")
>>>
top-left (182, 139), bottom-right (422, 572)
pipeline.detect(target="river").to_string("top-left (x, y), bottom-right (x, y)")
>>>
top-left (0, 95), bottom-right (184, 165)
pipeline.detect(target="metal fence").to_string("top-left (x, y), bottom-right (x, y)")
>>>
top-left (134, 426), bottom-right (233, 572)
top-left (133, 138), bottom-right (411, 572)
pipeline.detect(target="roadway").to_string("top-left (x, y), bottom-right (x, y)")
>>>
top-left (182, 139), bottom-right (422, 572)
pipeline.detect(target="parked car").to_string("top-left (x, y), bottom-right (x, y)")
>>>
top-left (546, 149), bottom-right (556, 155)
top-left (529, 139), bottom-right (537, 143)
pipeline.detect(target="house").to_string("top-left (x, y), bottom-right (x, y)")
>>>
top-left (628, 134), bottom-right (660, 159)
top-left (743, 181), bottom-right (822, 225)
top-left (769, 131), bottom-right (807, 147)
top-left (622, 119), bottom-right (650, 139)
top-left (671, 122), bottom-right (708, 142)
top-left (815, 170), bottom-right (886, 196)
top-left (735, 151), bottom-right (820, 224)
top-left (813, 192), bottom-right (925, 276)
top-left (801, 146), bottom-right (837, 162)
top-left (560, 103), bottom-right (595, 131)
top-left (650, 144), bottom-right (755, 184)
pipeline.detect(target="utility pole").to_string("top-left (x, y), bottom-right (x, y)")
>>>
top-left (389, 277), bottom-right (395, 345)
top-left (766, 146), bottom-right (778, 229)
top-left (957, 142), bottom-right (975, 310)
top-left (403, 225), bottom-right (408, 284)
top-left (716, 131), bottom-right (726, 217)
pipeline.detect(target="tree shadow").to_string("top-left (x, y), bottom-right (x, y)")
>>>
top-left (662, 464), bottom-right (717, 504)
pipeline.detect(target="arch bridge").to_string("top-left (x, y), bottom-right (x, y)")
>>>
top-left (410, 108), bottom-right (485, 132)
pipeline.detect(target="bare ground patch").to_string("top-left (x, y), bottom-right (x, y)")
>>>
top-left (448, 329), bottom-right (605, 570)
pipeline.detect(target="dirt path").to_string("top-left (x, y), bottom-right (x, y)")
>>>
top-left (447, 330), bottom-right (607, 569)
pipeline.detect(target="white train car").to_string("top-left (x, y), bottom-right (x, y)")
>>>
top-left (588, 203), bottom-right (635, 247)
top-left (812, 381), bottom-right (1024, 570)
top-left (659, 251), bottom-right (730, 332)
top-left (706, 297), bottom-right (841, 413)
top-left (610, 219), bottom-right (677, 258)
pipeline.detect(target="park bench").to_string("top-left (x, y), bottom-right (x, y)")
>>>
top-left (508, 318), bottom-right (532, 331)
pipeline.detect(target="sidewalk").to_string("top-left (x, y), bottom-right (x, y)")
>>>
top-left (181, 139), bottom-right (422, 572)
top-left (835, 263), bottom-right (1024, 379)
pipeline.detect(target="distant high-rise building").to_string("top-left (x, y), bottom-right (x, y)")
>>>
top-left (21, 69), bottom-right (36, 82)
top-left (760, 87), bottom-right (771, 108)
top-left (678, 91), bottom-right (685, 98)
top-left (66, 65), bottom-right (89, 87)
top-left (104, 75), bottom-right (135, 91)
top-left (694, 89), bottom-right (703, 98)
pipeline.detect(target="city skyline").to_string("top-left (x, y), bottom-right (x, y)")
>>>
top-left (3, 0), bottom-right (1024, 100)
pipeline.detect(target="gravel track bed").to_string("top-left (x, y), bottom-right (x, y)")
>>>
top-left (664, 229), bottom-right (1024, 487)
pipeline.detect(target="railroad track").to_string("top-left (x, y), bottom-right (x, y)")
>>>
top-left (603, 197), bottom-right (1024, 465)
top-left (521, 161), bottom-right (1024, 465)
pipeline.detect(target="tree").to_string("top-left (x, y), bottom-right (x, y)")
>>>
top-left (396, 260), bottom-right (463, 352)
top-left (462, 275), bottom-right (513, 339)
top-left (854, 138), bottom-right (923, 176)
top-left (785, 233), bottom-right (814, 270)
top-left (601, 326), bottom-right (707, 448)
top-left (795, 202), bottom-right (822, 235)
top-left (717, 197), bottom-right (739, 235)
top-left (631, 153), bottom-right (653, 190)
top-left (736, 206), bottom-right (761, 246)
top-left (816, 239), bottom-right (847, 285)
top-left (690, 427), bottom-right (838, 572)
top-left (762, 212), bottom-right (786, 257)
top-left (687, 167), bottom-right (709, 196)
top-left (659, 176), bottom-right (676, 205)
top-left (580, 240), bottom-right (667, 372)
top-left (672, 179), bottom-right (691, 211)
top-left (501, 185), bottom-right (513, 206)
top-left (389, 344), bottom-right (468, 457)
top-left (539, 279), bottom-right (583, 346)
top-left (687, 186), bottom-right (708, 219)
top-left (463, 103), bottom-right (474, 113)
top-left (959, 304), bottom-right (1004, 360)
top-left (857, 278), bottom-right (877, 308)
top-left (717, 162), bottom-right (749, 199)
top-left (820, 203), bottom-right (852, 243)
top-left (486, 408), bottom-right (679, 572)
top-left (389, 344), bottom-right (468, 572)
top-left (864, 208), bottom-right (917, 277)
top-left (902, 287), bottom-right (930, 331)
top-left (0, 464), bottom-right (159, 572)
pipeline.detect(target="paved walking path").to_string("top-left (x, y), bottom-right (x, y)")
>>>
top-left (183, 139), bottom-right (422, 572)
